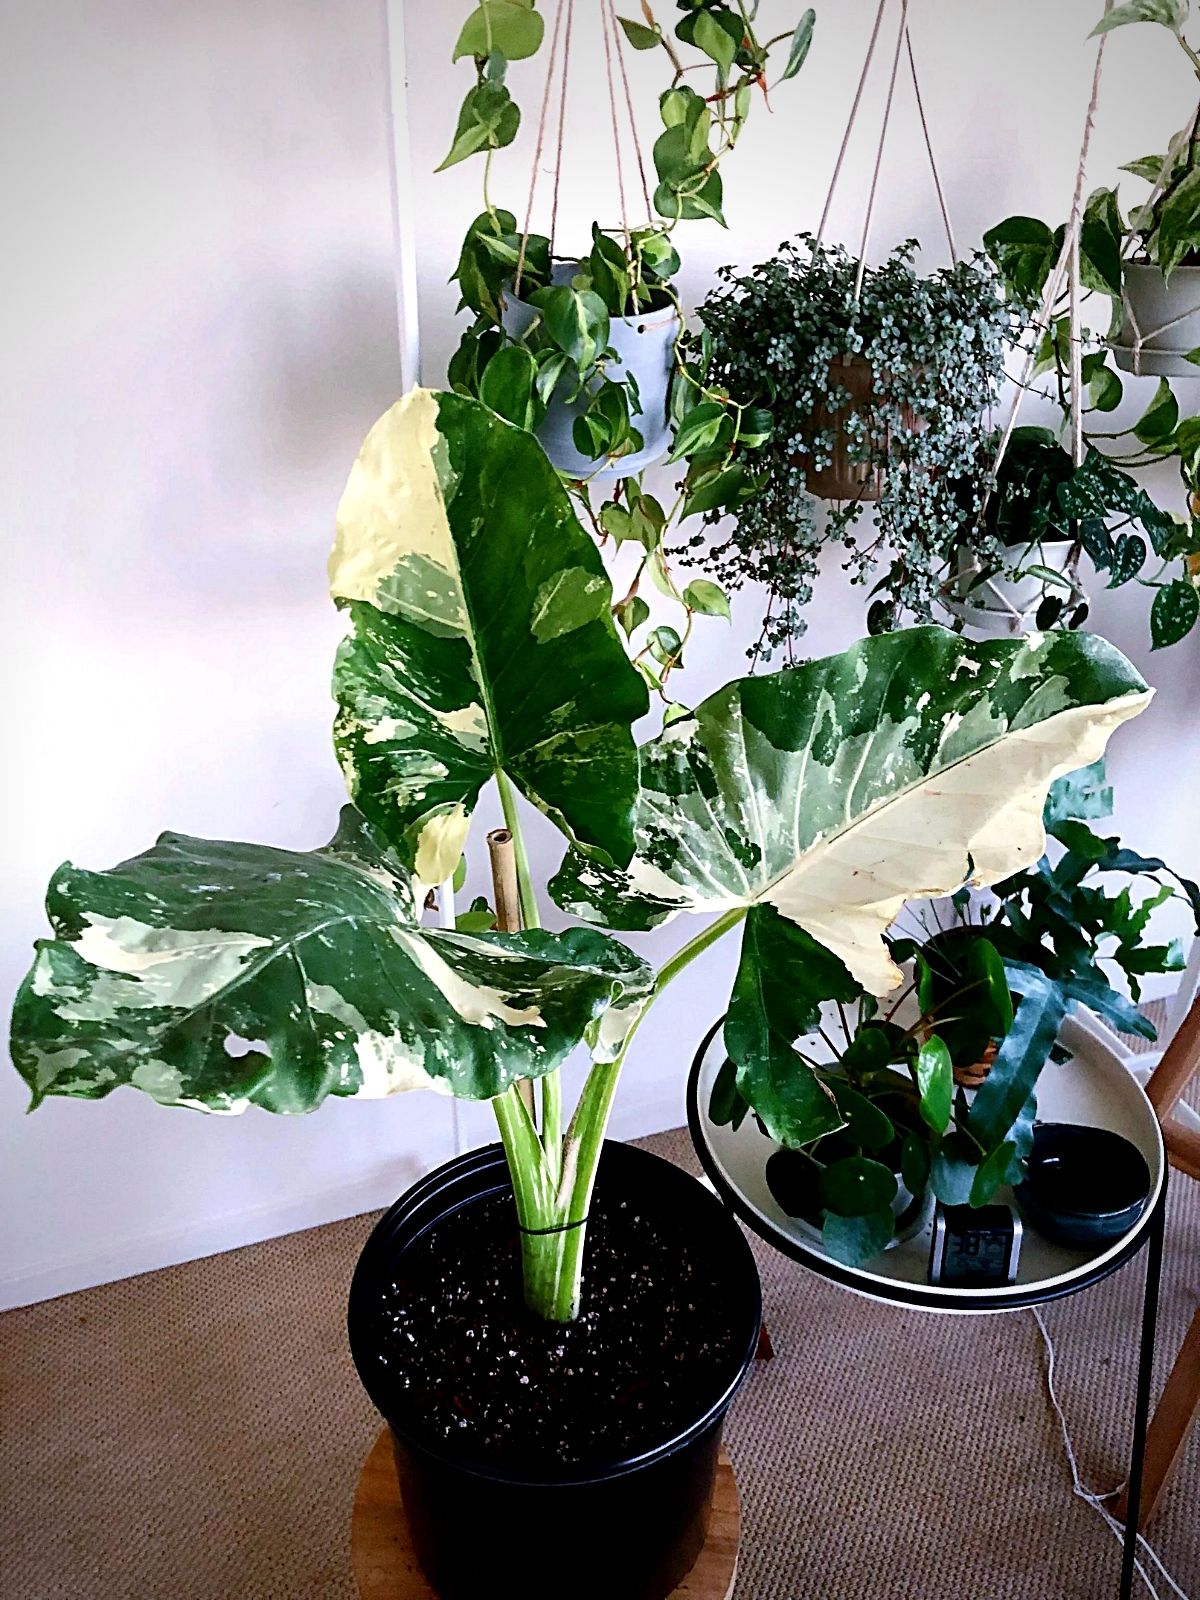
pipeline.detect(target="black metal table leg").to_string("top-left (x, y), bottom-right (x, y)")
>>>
top-left (1119, 1178), bottom-right (1168, 1600)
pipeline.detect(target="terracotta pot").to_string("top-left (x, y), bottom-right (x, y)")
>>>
top-left (954, 1040), bottom-right (998, 1089)
top-left (794, 354), bottom-right (922, 502)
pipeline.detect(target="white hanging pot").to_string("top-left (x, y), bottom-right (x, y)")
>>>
top-left (500, 261), bottom-right (682, 481)
top-left (1113, 263), bottom-right (1200, 378)
top-left (944, 540), bottom-right (1076, 640)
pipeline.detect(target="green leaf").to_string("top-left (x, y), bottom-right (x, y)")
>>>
top-left (681, 464), bottom-right (747, 517)
top-left (778, 10), bottom-right (816, 81)
top-left (618, 15), bottom-right (662, 49)
top-left (1151, 577), bottom-right (1200, 648)
top-left (969, 973), bottom-right (1068, 1151)
top-left (669, 400), bottom-right (727, 460)
top-left (1088, 364), bottom-right (1124, 413)
top-left (1155, 166), bottom-right (1200, 277)
top-left (478, 343), bottom-right (542, 429)
top-left (455, 895), bottom-right (496, 934)
top-left (614, 593), bottom-right (651, 640)
top-left (330, 390), bottom-right (648, 880)
top-left (830, 1081), bottom-right (895, 1149)
top-left (1123, 154), bottom-right (1172, 183)
top-left (970, 1141), bottom-right (1017, 1208)
top-left (1134, 378), bottom-right (1180, 445)
top-left (930, 1133), bottom-right (979, 1206)
top-left (983, 215), bottom-right (1057, 304)
top-left (708, 1056), bottom-right (748, 1128)
top-left (437, 81), bottom-right (520, 171)
top-left (11, 808), bottom-right (654, 1112)
top-left (529, 284), bottom-right (611, 370)
top-left (822, 1208), bottom-right (895, 1267)
top-left (550, 629), bottom-right (1151, 1003)
top-left (453, 0), bottom-right (545, 60)
top-left (692, 8), bottom-right (737, 77)
top-left (683, 578), bottom-right (731, 618)
top-left (900, 1131), bottom-right (931, 1197)
top-left (1091, 0), bottom-right (1188, 35)
top-left (1044, 760), bottom-right (1113, 825)
top-left (723, 904), bottom-right (857, 1148)
top-left (916, 1036), bottom-right (953, 1135)
top-left (820, 1156), bottom-right (897, 1218)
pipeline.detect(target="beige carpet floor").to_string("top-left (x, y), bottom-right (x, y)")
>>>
top-left (2, 1127), bottom-right (1197, 1600)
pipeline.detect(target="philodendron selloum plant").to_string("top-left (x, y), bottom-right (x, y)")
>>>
top-left (11, 390), bottom-right (1152, 1323)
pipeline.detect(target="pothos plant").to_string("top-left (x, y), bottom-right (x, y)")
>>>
top-left (442, 0), bottom-right (816, 698)
top-left (692, 236), bottom-right (1013, 662)
top-left (11, 390), bottom-right (1152, 1320)
top-left (973, 0), bottom-right (1200, 648)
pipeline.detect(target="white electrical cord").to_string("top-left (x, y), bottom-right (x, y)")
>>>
top-left (1031, 1307), bottom-right (1191, 1600)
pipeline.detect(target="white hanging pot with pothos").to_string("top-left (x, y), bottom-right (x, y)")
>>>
top-left (1114, 263), bottom-right (1200, 378)
top-left (501, 261), bottom-right (682, 480)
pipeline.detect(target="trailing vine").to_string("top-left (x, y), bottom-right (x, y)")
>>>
top-left (440, 0), bottom-right (817, 699)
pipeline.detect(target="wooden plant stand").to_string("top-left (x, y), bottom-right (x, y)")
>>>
top-left (351, 1428), bottom-right (741, 1600)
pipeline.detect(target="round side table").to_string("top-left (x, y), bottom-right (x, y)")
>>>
top-left (687, 1010), bottom-right (1168, 1600)
top-left (351, 1429), bottom-right (742, 1600)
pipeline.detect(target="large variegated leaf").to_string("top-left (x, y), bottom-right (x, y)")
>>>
top-left (329, 389), bottom-right (648, 881)
top-left (12, 808), bottom-right (653, 1114)
top-left (551, 627), bottom-right (1151, 997)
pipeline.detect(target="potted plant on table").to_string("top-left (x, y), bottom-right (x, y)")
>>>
top-left (442, 0), bottom-right (817, 692)
top-left (10, 390), bottom-right (1151, 1599)
top-left (692, 234), bottom-right (1013, 661)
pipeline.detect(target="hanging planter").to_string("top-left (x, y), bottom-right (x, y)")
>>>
top-left (947, 538), bottom-right (1078, 639)
top-left (500, 260), bottom-right (682, 480)
top-left (699, 237), bottom-right (1010, 659)
top-left (795, 353), bottom-right (923, 503)
top-left (1113, 263), bottom-right (1200, 378)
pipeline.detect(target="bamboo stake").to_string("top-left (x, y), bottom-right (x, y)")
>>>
top-left (488, 828), bottom-right (537, 1123)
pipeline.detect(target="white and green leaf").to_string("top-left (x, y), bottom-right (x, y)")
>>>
top-left (551, 627), bottom-right (1151, 999)
top-left (329, 390), bottom-right (648, 882)
top-left (11, 809), bottom-right (653, 1114)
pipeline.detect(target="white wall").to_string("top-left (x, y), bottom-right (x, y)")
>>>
top-left (0, 0), bottom-right (443, 1308)
top-left (4, 1), bottom-right (1197, 1306)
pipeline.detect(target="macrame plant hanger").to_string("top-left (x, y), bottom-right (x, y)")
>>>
top-left (817, 0), bottom-right (959, 295)
top-left (513, 0), bottom-right (657, 301)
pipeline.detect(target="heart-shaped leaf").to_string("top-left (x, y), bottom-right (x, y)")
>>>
top-left (329, 390), bottom-right (648, 881)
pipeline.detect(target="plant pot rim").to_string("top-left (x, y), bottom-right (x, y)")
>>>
top-left (501, 263), bottom-right (679, 326)
top-left (347, 1139), bottom-right (761, 1490)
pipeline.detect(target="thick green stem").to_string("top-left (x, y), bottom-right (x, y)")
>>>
top-left (546, 906), bottom-right (748, 1322)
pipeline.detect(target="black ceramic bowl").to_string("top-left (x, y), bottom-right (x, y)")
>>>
top-left (1015, 1122), bottom-right (1152, 1250)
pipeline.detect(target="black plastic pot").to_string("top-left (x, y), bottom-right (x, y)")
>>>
top-left (348, 1140), bottom-right (761, 1600)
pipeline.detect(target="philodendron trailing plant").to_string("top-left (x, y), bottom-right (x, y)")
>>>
top-left (969, 0), bottom-right (1200, 649)
top-left (12, 394), bottom-right (1153, 1322)
top-left (442, 0), bottom-right (817, 699)
top-left (690, 234), bottom-right (1014, 662)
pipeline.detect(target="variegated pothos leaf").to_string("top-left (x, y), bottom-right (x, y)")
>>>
top-left (329, 389), bottom-right (649, 882)
top-left (12, 808), bottom-right (654, 1113)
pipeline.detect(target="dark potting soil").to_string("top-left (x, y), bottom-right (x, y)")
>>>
top-left (366, 1189), bottom-right (743, 1470)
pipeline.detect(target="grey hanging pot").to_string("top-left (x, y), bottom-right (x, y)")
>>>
top-left (1113, 263), bottom-right (1200, 377)
top-left (501, 262), bottom-right (682, 481)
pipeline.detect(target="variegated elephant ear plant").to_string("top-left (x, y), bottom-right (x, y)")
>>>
top-left (11, 389), bottom-right (1152, 1321)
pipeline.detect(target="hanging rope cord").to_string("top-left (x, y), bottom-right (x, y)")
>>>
top-left (513, 0), bottom-right (654, 301)
top-left (816, 0), bottom-right (957, 292)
